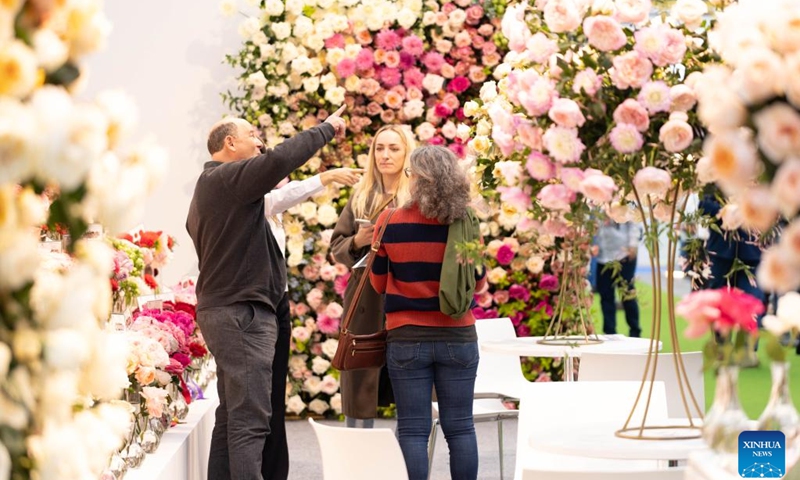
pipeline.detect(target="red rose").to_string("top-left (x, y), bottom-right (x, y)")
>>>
top-left (144, 274), bottom-right (158, 289)
top-left (189, 342), bottom-right (208, 358)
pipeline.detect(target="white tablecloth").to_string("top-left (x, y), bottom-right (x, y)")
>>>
top-left (126, 381), bottom-right (219, 480)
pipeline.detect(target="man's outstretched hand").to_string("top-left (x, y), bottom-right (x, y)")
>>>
top-left (324, 105), bottom-right (347, 138)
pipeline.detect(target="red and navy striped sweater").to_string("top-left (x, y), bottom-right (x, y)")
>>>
top-left (369, 204), bottom-right (487, 331)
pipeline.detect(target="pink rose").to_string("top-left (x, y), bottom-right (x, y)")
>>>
top-left (669, 84), bottom-right (696, 112)
top-left (613, 99), bottom-right (650, 132)
top-left (325, 34), bottom-right (345, 49)
top-left (440, 63), bottom-right (456, 79)
top-left (542, 218), bottom-right (569, 237)
top-left (360, 78), bottom-right (381, 97)
top-left (548, 98), bottom-right (586, 128)
top-left (416, 122), bottom-right (436, 141)
top-left (580, 173), bottom-right (618, 203)
top-left (543, 0), bottom-right (582, 33)
top-left (384, 90), bottom-right (404, 109)
top-left (294, 303), bottom-right (310, 317)
top-left (583, 15), bottom-right (627, 52)
top-left (366, 101), bottom-right (383, 116)
top-left (610, 51), bottom-right (653, 89)
top-left (609, 123), bottom-right (644, 154)
top-left (572, 69), bottom-right (602, 96)
top-left (447, 76), bottom-right (471, 94)
top-left (325, 302), bottom-right (344, 319)
top-left (633, 166), bottom-right (672, 198)
top-left (493, 290), bottom-right (510, 304)
top-left (509, 284), bottom-right (531, 302)
top-left (526, 151), bottom-right (556, 180)
top-left (614, 0), bottom-right (651, 25)
top-left (468, 66), bottom-right (488, 84)
top-left (380, 109), bottom-right (396, 123)
top-left (434, 103), bottom-right (453, 118)
top-left (559, 167), bottom-right (586, 191)
top-left (306, 288), bottom-right (324, 310)
top-left (476, 291), bottom-right (493, 308)
top-left (478, 24), bottom-right (494, 37)
top-left (518, 122), bottom-right (543, 151)
top-left (466, 5), bottom-right (484, 23)
top-left (638, 81), bottom-right (671, 114)
top-left (542, 126), bottom-right (585, 164)
top-left (496, 245), bottom-right (515, 265)
top-left (539, 274), bottom-right (559, 291)
top-left (659, 112), bottom-right (694, 152)
top-left (383, 51), bottom-right (401, 68)
top-left (525, 33), bottom-right (558, 64)
top-left (771, 159), bottom-right (800, 218)
top-left (537, 184), bottom-right (576, 211)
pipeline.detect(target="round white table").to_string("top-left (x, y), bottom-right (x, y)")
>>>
top-left (529, 420), bottom-right (707, 468)
top-left (480, 334), bottom-right (660, 381)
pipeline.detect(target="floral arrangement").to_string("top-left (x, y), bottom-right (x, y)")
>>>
top-left (692, 0), bottom-right (800, 294)
top-left (0, 1), bottom-right (167, 478)
top-left (473, 213), bottom-right (584, 381)
top-left (118, 229), bottom-right (176, 275)
top-left (109, 236), bottom-right (149, 310)
top-left (762, 292), bottom-right (800, 363)
top-left (462, 0), bottom-right (721, 337)
top-left (676, 287), bottom-right (763, 367)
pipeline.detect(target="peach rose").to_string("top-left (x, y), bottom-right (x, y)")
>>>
top-left (659, 112), bottom-right (694, 152)
top-left (583, 15), bottom-right (626, 52)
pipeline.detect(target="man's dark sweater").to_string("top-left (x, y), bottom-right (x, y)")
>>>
top-left (186, 123), bottom-right (334, 312)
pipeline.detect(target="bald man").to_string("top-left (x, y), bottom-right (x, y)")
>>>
top-left (187, 109), bottom-right (345, 480)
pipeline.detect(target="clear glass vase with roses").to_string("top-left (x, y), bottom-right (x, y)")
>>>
top-left (677, 287), bottom-right (764, 452)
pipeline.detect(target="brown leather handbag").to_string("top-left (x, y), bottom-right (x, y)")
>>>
top-left (332, 210), bottom-right (396, 372)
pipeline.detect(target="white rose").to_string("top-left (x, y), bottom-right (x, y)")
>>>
top-left (732, 48), bottom-right (786, 105)
top-left (403, 99), bottom-right (425, 120)
top-left (456, 123), bottom-right (471, 141)
top-left (671, 0), bottom-right (706, 30)
top-left (272, 22), bottom-right (291, 40)
top-left (316, 204), bottom-right (338, 227)
top-left (345, 76), bottom-right (361, 93)
top-left (330, 393), bottom-right (342, 414)
top-left (0, 98), bottom-right (37, 185)
top-left (32, 28), bottom-right (69, 72)
top-left (311, 356), bottom-right (331, 375)
top-left (325, 48), bottom-right (346, 67)
top-left (264, 0), bottom-right (285, 16)
top-left (493, 63), bottom-right (512, 80)
top-left (294, 16), bottom-right (314, 38)
top-left (469, 136), bottom-right (491, 156)
top-left (486, 266), bottom-right (507, 284)
top-left (397, 8), bottom-right (418, 29)
top-left (286, 395), bottom-right (306, 415)
top-left (0, 342), bottom-right (10, 379)
top-left (320, 72), bottom-right (338, 91)
top-left (298, 201), bottom-right (317, 221)
top-left (753, 102), bottom-right (800, 164)
top-left (480, 82), bottom-right (498, 103)
top-left (324, 86), bottom-right (346, 106)
top-left (320, 374), bottom-right (340, 395)
top-left (422, 74), bottom-right (445, 94)
top-left (291, 56), bottom-right (312, 75)
top-left (80, 331), bottom-right (130, 400)
top-left (303, 375), bottom-right (324, 396)
top-left (719, 203), bottom-right (743, 231)
top-left (289, 354), bottom-right (308, 372)
top-left (238, 17), bottom-right (262, 40)
top-left (321, 338), bottom-right (339, 358)
top-left (219, 0), bottom-right (236, 17)
top-left (308, 399), bottom-right (330, 415)
top-left (0, 230), bottom-right (40, 291)
top-left (526, 256), bottom-right (545, 274)
top-left (44, 329), bottom-right (89, 371)
top-left (0, 40), bottom-right (37, 98)
top-left (463, 100), bottom-right (480, 118)
top-left (476, 119), bottom-right (491, 136)
top-left (763, 291), bottom-right (800, 335)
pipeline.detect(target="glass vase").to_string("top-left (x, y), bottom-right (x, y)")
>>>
top-left (702, 366), bottom-right (751, 453)
top-left (757, 361), bottom-right (799, 449)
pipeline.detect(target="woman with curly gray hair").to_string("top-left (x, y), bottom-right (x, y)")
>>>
top-left (369, 145), bottom-right (486, 480)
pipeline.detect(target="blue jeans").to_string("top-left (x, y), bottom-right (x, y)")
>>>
top-left (386, 341), bottom-right (479, 480)
top-left (597, 257), bottom-right (641, 337)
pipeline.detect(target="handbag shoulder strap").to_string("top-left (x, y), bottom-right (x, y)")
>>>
top-left (367, 194), bottom-right (396, 221)
top-left (340, 208), bottom-right (397, 334)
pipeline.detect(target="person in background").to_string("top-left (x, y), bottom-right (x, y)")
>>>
top-left (593, 219), bottom-right (642, 338)
top-left (330, 125), bottom-right (415, 428)
top-left (261, 167), bottom-right (362, 480)
top-left (370, 145), bottom-right (486, 480)
top-left (186, 107), bottom-right (345, 479)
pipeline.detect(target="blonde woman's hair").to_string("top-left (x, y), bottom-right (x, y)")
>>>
top-left (350, 125), bottom-right (416, 219)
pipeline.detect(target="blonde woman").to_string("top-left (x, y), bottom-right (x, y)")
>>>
top-left (330, 125), bottom-right (416, 428)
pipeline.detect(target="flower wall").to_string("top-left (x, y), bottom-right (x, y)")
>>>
top-left (0, 1), bottom-right (167, 478)
top-left (222, 0), bottom-right (510, 416)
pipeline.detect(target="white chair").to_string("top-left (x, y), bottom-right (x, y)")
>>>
top-left (521, 468), bottom-right (685, 479)
top-left (309, 418), bottom-right (409, 480)
top-left (429, 318), bottom-right (526, 480)
top-left (577, 351), bottom-right (705, 418)
top-left (514, 381), bottom-right (670, 480)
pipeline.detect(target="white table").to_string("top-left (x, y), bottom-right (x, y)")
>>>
top-left (481, 335), bottom-right (659, 381)
top-left (126, 381), bottom-right (219, 480)
top-left (530, 420), bottom-right (707, 468)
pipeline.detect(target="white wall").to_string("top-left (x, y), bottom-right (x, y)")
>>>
top-left (85, 2), bottom-right (244, 285)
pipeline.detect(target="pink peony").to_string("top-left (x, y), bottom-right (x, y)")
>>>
top-left (659, 112), bottom-right (694, 152)
top-left (548, 98), bottom-right (586, 128)
top-left (401, 34), bottom-right (424, 57)
top-left (609, 123), bottom-right (644, 154)
top-left (638, 81), bottom-right (672, 114)
top-left (539, 274), bottom-right (559, 291)
top-left (375, 29), bottom-right (402, 50)
top-left (496, 245), bottom-right (515, 265)
top-left (559, 167), bottom-right (586, 191)
top-left (509, 284), bottom-right (531, 302)
top-left (613, 99), bottom-right (650, 132)
top-left (534, 300), bottom-right (554, 317)
top-left (526, 152), bottom-right (556, 180)
top-left (355, 49), bottom-right (375, 71)
top-left (610, 51), bottom-right (653, 89)
top-left (633, 166), bottom-right (672, 198)
top-left (542, 126), bottom-right (585, 164)
top-left (583, 15), bottom-right (627, 52)
top-left (316, 314), bottom-right (340, 335)
top-left (537, 184), bottom-right (576, 211)
top-left (378, 67), bottom-right (401, 87)
top-left (572, 69), bottom-right (602, 96)
top-left (580, 173), bottom-right (618, 203)
top-left (422, 52), bottom-right (446, 72)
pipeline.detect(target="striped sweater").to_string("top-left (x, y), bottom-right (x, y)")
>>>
top-left (369, 204), bottom-right (487, 331)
